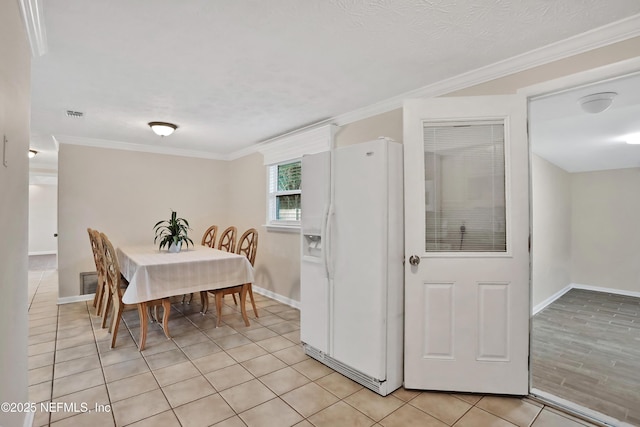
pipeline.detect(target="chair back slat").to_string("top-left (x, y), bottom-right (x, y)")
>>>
top-left (218, 226), bottom-right (237, 253)
top-left (201, 225), bottom-right (218, 248)
top-left (88, 229), bottom-right (106, 280)
top-left (236, 228), bottom-right (258, 266)
top-left (100, 233), bottom-right (123, 301)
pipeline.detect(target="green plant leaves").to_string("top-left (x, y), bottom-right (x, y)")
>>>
top-left (153, 210), bottom-right (193, 251)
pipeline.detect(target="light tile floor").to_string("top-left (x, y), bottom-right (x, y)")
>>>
top-left (27, 267), bottom-right (602, 427)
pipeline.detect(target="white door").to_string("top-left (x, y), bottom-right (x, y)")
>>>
top-left (403, 96), bottom-right (529, 394)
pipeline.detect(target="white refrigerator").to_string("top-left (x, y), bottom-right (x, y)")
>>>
top-left (300, 137), bottom-right (404, 396)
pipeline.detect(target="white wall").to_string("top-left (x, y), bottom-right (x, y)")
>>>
top-left (531, 155), bottom-right (572, 308)
top-left (0, 2), bottom-right (30, 426)
top-left (227, 152), bottom-right (303, 303)
top-left (531, 161), bottom-right (640, 304)
top-left (57, 144), bottom-right (229, 299)
top-left (29, 184), bottom-right (58, 254)
top-left (335, 109), bottom-right (403, 147)
top-left (571, 167), bottom-right (640, 293)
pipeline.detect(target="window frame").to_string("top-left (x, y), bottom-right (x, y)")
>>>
top-left (266, 159), bottom-right (302, 229)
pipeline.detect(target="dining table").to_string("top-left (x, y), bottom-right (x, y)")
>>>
top-left (117, 244), bottom-right (255, 350)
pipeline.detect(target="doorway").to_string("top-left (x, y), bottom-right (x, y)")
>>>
top-left (529, 71), bottom-right (640, 425)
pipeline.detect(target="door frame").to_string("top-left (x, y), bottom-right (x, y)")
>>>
top-left (520, 56), bottom-right (640, 424)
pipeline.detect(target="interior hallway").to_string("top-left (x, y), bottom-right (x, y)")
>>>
top-left (27, 257), bottom-right (600, 427)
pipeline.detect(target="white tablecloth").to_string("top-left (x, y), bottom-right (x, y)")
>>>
top-left (117, 244), bottom-right (255, 305)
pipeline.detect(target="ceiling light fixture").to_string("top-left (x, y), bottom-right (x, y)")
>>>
top-left (28, 149), bottom-right (38, 158)
top-left (578, 92), bottom-right (617, 114)
top-left (148, 122), bottom-right (178, 137)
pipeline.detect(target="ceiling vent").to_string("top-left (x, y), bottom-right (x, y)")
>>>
top-left (66, 110), bottom-right (84, 118)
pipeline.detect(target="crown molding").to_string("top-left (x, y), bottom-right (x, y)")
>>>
top-left (56, 135), bottom-right (228, 161)
top-left (224, 144), bottom-right (260, 161)
top-left (18, 0), bottom-right (47, 57)
top-left (225, 13), bottom-right (640, 160)
top-left (257, 124), bottom-right (338, 165)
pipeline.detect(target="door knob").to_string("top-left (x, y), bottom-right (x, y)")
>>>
top-left (409, 255), bottom-right (420, 266)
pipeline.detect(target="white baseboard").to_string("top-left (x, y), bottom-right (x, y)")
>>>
top-left (532, 284), bottom-right (572, 315)
top-left (57, 294), bottom-right (95, 305)
top-left (530, 388), bottom-right (629, 427)
top-left (252, 285), bottom-right (300, 310)
top-left (533, 283), bottom-right (640, 316)
top-left (28, 250), bottom-right (57, 256)
top-left (571, 283), bottom-right (640, 299)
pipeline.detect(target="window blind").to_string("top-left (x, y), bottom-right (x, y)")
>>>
top-left (423, 122), bottom-right (506, 252)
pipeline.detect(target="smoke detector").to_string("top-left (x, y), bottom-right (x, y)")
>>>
top-left (66, 110), bottom-right (84, 118)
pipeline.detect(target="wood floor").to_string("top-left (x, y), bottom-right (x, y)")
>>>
top-left (531, 288), bottom-right (640, 425)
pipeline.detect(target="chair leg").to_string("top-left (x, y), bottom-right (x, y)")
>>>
top-left (200, 291), bottom-right (209, 314)
top-left (239, 285), bottom-right (250, 327)
top-left (247, 284), bottom-right (258, 318)
top-left (95, 281), bottom-right (106, 316)
top-left (160, 298), bottom-right (172, 339)
top-left (93, 279), bottom-right (102, 310)
top-left (150, 305), bottom-right (159, 323)
top-left (101, 288), bottom-right (112, 329)
top-left (108, 293), bottom-right (117, 334)
top-left (231, 293), bottom-right (237, 305)
top-left (215, 292), bottom-right (223, 328)
top-left (110, 301), bottom-right (124, 348)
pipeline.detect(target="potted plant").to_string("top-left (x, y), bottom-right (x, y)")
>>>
top-left (153, 210), bottom-right (194, 253)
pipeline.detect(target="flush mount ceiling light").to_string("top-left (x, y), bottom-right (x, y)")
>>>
top-left (578, 92), bottom-right (617, 114)
top-left (148, 122), bottom-right (178, 137)
top-left (28, 149), bottom-right (38, 158)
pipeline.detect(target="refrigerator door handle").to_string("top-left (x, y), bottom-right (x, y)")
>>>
top-left (320, 203), bottom-right (330, 278)
top-left (325, 204), bottom-right (335, 280)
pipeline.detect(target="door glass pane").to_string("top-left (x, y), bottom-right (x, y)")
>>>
top-left (424, 121), bottom-right (506, 252)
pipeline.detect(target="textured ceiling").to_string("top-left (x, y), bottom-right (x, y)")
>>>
top-left (29, 0), bottom-right (640, 170)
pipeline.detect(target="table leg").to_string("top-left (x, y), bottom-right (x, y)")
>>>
top-left (239, 284), bottom-right (250, 327)
top-left (137, 302), bottom-right (148, 351)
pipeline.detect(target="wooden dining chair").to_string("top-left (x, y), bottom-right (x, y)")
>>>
top-left (217, 226), bottom-right (237, 252)
top-left (87, 228), bottom-right (108, 319)
top-left (234, 228), bottom-right (259, 317)
top-left (201, 225), bottom-right (218, 248)
top-left (201, 228), bottom-right (259, 326)
top-left (199, 225), bottom-right (239, 311)
top-left (200, 226), bottom-right (238, 316)
top-left (100, 232), bottom-right (171, 350)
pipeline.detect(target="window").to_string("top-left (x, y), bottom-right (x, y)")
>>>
top-left (268, 160), bottom-right (302, 226)
top-left (258, 124), bottom-right (336, 230)
top-left (423, 121), bottom-right (506, 252)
